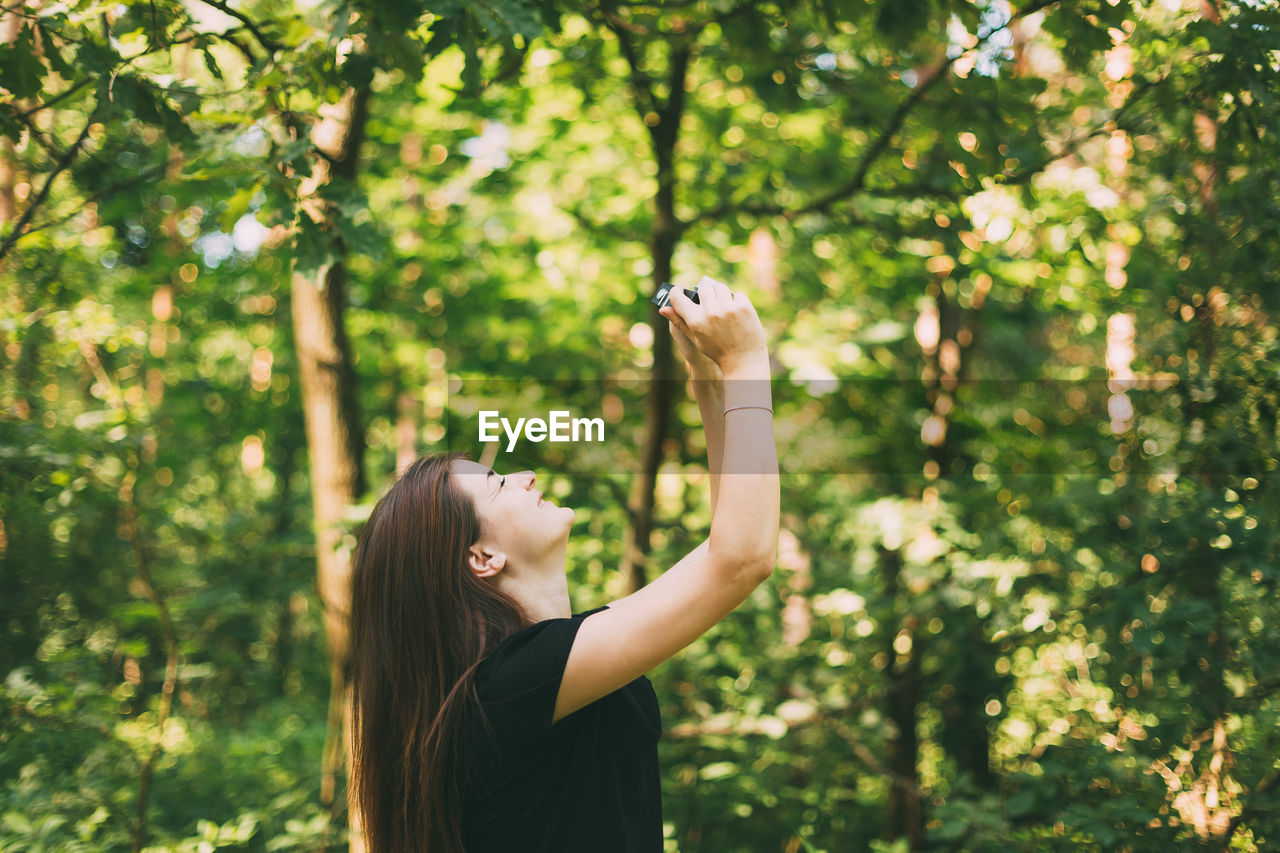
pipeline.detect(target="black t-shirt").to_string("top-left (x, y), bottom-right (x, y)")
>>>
top-left (460, 606), bottom-right (663, 853)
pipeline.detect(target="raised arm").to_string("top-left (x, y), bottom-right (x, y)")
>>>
top-left (664, 289), bottom-right (727, 517)
top-left (554, 279), bottom-right (778, 723)
top-left (692, 374), bottom-right (726, 516)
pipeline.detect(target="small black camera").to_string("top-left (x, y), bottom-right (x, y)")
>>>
top-left (651, 282), bottom-right (700, 308)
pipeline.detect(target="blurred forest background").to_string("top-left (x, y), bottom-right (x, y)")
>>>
top-left (2, 0), bottom-right (1279, 850)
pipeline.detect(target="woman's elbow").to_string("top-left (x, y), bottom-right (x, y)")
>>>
top-left (708, 542), bottom-right (776, 583)
top-left (746, 555), bottom-right (775, 583)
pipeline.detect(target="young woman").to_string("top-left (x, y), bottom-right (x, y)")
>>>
top-left (349, 277), bottom-right (779, 852)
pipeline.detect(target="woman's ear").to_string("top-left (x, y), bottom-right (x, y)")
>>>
top-left (468, 543), bottom-right (507, 579)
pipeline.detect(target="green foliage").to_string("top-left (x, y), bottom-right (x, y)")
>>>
top-left (4, 0), bottom-right (1280, 850)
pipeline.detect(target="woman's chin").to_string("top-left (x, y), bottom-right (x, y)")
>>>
top-left (539, 500), bottom-right (575, 530)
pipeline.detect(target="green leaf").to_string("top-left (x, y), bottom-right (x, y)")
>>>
top-left (320, 180), bottom-right (368, 218)
top-left (275, 139), bottom-right (314, 168)
top-left (1006, 789), bottom-right (1036, 818)
top-left (37, 23), bottom-right (74, 81)
top-left (109, 74), bottom-right (193, 142)
top-left (0, 102), bottom-right (22, 143)
top-left (0, 25), bottom-right (46, 99)
top-left (294, 217), bottom-right (337, 276)
top-left (74, 40), bottom-right (122, 72)
top-left (202, 47), bottom-right (224, 81)
top-left (488, 0), bottom-right (549, 40)
top-left (3, 811), bottom-right (33, 834)
top-left (381, 33), bottom-right (427, 80)
top-left (457, 11), bottom-right (482, 96)
top-left (221, 180), bottom-right (263, 232)
top-left (339, 52), bottom-right (374, 90)
top-left (336, 217), bottom-right (384, 262)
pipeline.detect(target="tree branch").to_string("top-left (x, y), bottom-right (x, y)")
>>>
top-left (824, 715), bottom-right (925, 797)
top-left (194, 0), bottom-right (280, 56)
top-left (683, 0), bottom-right (1066, 230)
top-left (799, 55), bottom-right (954, 217)
top-left (69, 338), bottom-right (183, 853)
top-left (14, 78), bottom-right (94, 120)
top-left (651, 43), bottom-right (688, 152)
top-left (594, 4), bottom-right (659, 121)
top-left (14, 164), bottom-right (165, 248)
top-left (666, 701), bottom-right (922, 796)
top-left (0, 116), bottom-right (93, 266)
top-left (122, 468), bottom-right (181, 853)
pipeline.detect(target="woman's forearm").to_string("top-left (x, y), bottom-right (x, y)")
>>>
top-left (688, 367), bottom-right (725, 519)
top-left (706, 352), bottom-right (778, 573)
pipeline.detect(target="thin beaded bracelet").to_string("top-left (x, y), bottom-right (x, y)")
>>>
top-left (723, 405), bottom-right (774, 416)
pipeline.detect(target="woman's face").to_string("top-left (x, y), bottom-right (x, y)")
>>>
top-left (449, 459), bottom-right (575, 567)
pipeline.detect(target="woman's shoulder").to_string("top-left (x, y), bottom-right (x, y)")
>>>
top-left (468, 607), bottom-right (611, 742)
top-left (478, 606), bottom-right (609, 697)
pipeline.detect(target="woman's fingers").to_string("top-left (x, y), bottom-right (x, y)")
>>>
top-left (667, 319), bottom-right (696, 358)
top-left (731, 288), bottom-right (758, 316)
top-left (695, 276), bottom-right (725, 311)
top-left (659, 304), bottom-right (690, 335)
top-left (698, 276), bottom-right (735, 307)
top-left (667, 286), bottom-right (704, 325)
top-left (661, 277), bottom-right (765, 367)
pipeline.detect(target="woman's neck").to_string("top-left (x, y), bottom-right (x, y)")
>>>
top-left (495, 557), bottom-right (572, 623)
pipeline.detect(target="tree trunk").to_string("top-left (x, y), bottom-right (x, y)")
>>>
top-left (880, 547), bottom-right (923, 848)
top-left (619, 46), bottom-right (689, 593)
top-left (0, 8), bottom-right (20, 229)
top-left (1178, 4), bottom-right (1234, 836)
top-left (920, 275), bottom-right (999, 789)
top-left (288, 83), bottom-right (371, 852)
top-left (0, 136), bottom-right (16, 231)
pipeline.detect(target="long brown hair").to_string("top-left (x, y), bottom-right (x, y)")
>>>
top-left (350, 452), bottom-right (527, 852)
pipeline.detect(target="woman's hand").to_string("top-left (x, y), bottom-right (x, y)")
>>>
top-left (658, 276), bottom-right (767, 375)
top-left (668, 317), bottom-right (720, 379)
